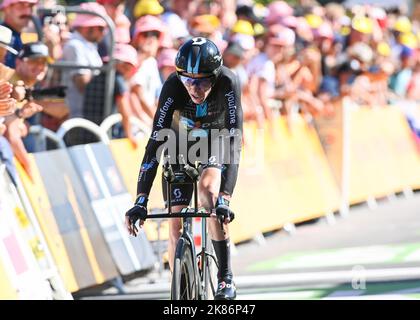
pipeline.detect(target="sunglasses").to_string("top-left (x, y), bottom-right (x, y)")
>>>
top-left (140, 31), bottom-right (161, 38)
top-left (179, 74), bottom-right (216, 91)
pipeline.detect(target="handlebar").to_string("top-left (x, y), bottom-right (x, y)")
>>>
top-left (144, 211), bottom-right (212, 219)
top-left (159, 155), bottom-right (229, 232)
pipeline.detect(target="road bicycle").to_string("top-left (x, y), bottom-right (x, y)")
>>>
top-left (145, 155), bottom-right (223, 300)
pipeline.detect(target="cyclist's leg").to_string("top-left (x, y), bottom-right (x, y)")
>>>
top-left (168, 206), bottom-right (184, 272)
top-left (198, 166), bottom-right (226, 241)
top-left (162, 172), bottom-right (193, 272)
top-left (198, 167), bottom-right (233, 274)
top-left (198, 165), bottom-right (236, 299)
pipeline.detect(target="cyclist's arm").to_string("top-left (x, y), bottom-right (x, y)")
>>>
top-left (136, 79), bottom-right (177, 199)
top-left (220, 72), bottom-right (243, 197)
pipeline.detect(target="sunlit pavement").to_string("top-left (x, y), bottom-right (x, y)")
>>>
top-left (77, 192), bottom-right (420, 300)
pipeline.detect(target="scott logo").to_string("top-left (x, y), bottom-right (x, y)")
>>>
top-left (218, 281), bottom-right (234, 289)
top-left (173, 188), bottom-right (182, 199)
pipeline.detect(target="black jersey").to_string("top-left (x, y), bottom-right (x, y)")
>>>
top-left (136, 66), bottom-right (243, 197)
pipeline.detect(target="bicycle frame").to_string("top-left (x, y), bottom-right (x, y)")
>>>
top-left (145, 158), bottom-right (218, 300)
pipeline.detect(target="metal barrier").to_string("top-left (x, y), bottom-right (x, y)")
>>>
top-left (100, 114), bottom-right (152, 140)
top-left (55, 118), bottom-right (110, 147)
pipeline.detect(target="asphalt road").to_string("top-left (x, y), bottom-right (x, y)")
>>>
top-left (77, 191), bottom-right (420, 300)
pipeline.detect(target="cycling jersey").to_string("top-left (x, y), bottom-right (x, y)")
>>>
top-left (137, 66), bottom-right (243, 199)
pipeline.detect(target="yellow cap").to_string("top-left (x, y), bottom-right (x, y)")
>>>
top-left (351, 16), bottom-right (373, 34)
top-left (191, 15), bottom-right (220, 34)
top-left (393, 16), bottom-right (412, 33)
top-left (377, 41), bottom-right (391, 56)
top-left (232, 19), bottom-right (255, 36)
top-left (399, 32), bottom-right (418, 49)
top-left (340, 26), bottom-right (351, 36)
top-left (134, 0), bottom-right (164, 18)
top-left (305, 14), bottom-right (323, 29)
top-left (253, 23), bottom-right (265, 36)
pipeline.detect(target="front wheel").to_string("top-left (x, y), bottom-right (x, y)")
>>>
top-left (171, 238), bottom-right (198, 300)
top-left (202, 239), bottom-right (218, 300)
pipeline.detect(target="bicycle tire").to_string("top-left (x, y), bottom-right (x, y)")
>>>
top-left (171, 238), bottom-right (198, 300)
top-left (202, 239), bottom-right (217, 300)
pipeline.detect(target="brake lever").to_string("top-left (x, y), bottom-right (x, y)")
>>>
top-left (217, 211), bottom-right (226, 236)
top-left (178, 155), bottom-right (199, 180)
top-left (163, 155), bottom-right (175, 182)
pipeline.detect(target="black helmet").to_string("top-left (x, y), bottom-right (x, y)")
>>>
top-left (175, 37), bottom-right (223, 77)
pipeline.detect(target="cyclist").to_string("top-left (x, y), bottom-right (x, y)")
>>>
top-left (125, 37), bottom-right (243, 300)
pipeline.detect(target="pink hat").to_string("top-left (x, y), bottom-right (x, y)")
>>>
top-left (0, 0), bottom-right (37, 10)
top-left (313, 22), bottom-right (333, 39)
top-left (133, 15), bottom-right (165, 40)
top-left (280, 15), bottom-right (298, 28)
top-left (157, 48), bottom-right (177, 68)
top-left (71, 2), bottom-right (108, 28)
top-left (114, 43), bottom-right (138, 67)
top-left (97, 0), bottom-right (123, 5)
top-left (265, 1), bottom-right (294, 25)
top-left (268, 25), bottom-right (295, 46)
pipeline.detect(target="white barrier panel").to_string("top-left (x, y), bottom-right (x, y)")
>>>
top-left (0, 166), bottom-right (53, 299)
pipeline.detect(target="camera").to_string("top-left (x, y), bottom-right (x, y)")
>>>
top-left (25, 86), bottom-right (67, 101)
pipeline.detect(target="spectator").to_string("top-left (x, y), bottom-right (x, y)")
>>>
top-left (12, 42), bottom-right (68, 150)
top-left (3, 42), bottom-right (52, 180)
top-left (389, 45), bottom-right (416, 97)
top-left (61, 2), bottom-right (108, 119)
top-left (347, 16), bottom-right (373, 48)
top-left (338, 42), bottom-right (376, 105)
top-left (83, 43), bottom-right (139, 147)
top-left (407, 50), bottom-right (420, 101)
top-left (265, 1), bottom-right (294, 27)
top-left (40, 1), bottom-right (70, 62)
top-left (190, 14), bottom-right (227, 52)
top-left (223, 41), bottom-right (262, 125)
top-left (247, 26), bottom-right (297, 121)
top-left (160, 0), bottom-right (190, 47)
top-left (157, 48), bottom-right (177, 82)
top-left (0, 0), bottom-right (38, 68)
top-left (0, 23), bottom-right (17, 184)
top-left (98, 0), bottom-right (131, 60)
top-left (235, 4), bottom-right (260, 25)
top-left (130, 15), bottom-right (164, 126)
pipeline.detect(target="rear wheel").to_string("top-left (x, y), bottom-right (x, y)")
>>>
top-left (171, 239), bottom-right (198, 300)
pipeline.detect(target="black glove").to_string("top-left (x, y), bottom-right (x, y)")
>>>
top-left (126, 195), bottom-right (148, 227)
top-left (215, 196), bottom-right (235, 223)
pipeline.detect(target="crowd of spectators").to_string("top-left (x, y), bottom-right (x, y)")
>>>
top-left (0, 0), bottom-right (419, 179)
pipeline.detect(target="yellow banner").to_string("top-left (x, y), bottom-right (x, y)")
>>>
top-left (109, 139), bottom-right (169, 241)
top-left (230, 116), bottom-right (341, 242)
top-left (15, 157), bottom-right (79, 293)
